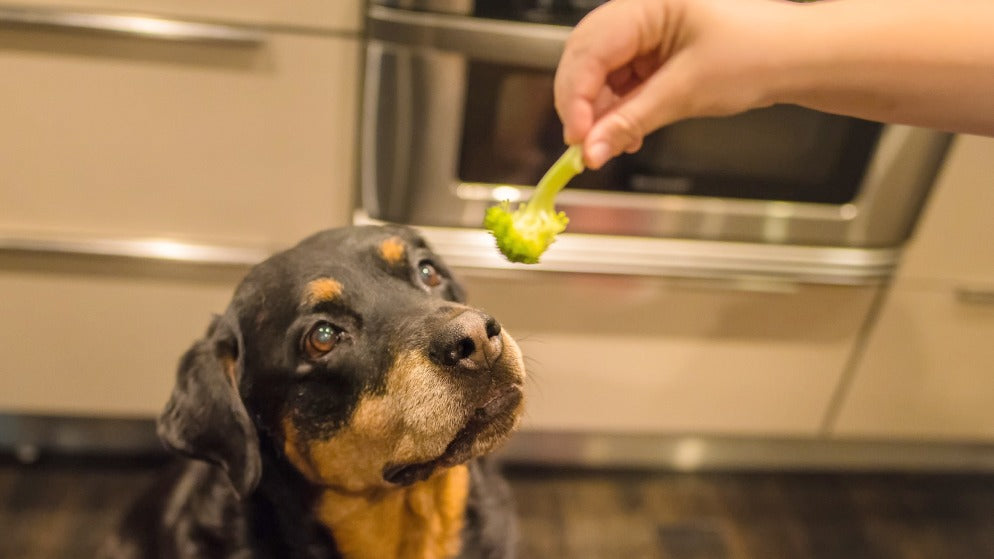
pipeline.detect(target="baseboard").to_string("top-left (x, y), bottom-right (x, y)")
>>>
top-left (3, 413), bottom-right (994, 472)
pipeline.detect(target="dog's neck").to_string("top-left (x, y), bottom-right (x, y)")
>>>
top-left (313, 465), bottom-right (471, 559)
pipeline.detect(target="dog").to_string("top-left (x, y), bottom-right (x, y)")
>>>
top-left (102, 225), bottom-right (526, 559)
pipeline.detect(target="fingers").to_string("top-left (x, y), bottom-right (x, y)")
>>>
top-left (584, 60), bottom-right (690, 169)
top-left (554, 1), bottom-right (646, 145)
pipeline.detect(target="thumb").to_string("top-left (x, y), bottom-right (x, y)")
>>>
top-left (583, 63), bottom-right (691, 169)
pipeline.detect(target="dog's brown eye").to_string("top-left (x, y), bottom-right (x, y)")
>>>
top-left (418, 260), bottom-right (442, 288)
top-left (304, 322), bottom-right (339, 359)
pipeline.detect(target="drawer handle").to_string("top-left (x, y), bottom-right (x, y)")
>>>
top-left (0, 6), bottom-right (264, 45)
top-left (955, 286), bottom-right (994, 305)
top-left (0, 234), bottom-right (271, 266)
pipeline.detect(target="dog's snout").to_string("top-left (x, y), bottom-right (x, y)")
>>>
top-left (428, 311), bottom-right (503, 371)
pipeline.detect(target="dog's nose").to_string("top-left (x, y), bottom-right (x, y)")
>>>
top-left (428, 311), bottom-right (503, 371)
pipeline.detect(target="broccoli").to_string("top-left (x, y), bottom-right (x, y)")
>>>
top-left (483, 145), bottom-right (585, 264)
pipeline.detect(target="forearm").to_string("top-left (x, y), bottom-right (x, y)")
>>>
top-left (768, 0), bottom-right (994, 135)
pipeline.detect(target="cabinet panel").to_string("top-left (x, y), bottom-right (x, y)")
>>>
top-left (833, 282), bottom-right (994, 441)
top-left (0, 255), bottom-right (245, 416)
top-left (460, 272), bottom-right (878, 436)
top-left (899, 135), bottom-right (994, 282)
top-left (0, 28), bottom-right (359, 246)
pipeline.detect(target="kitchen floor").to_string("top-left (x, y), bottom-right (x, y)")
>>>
top-left (2, 455), bottom-right (993, 559)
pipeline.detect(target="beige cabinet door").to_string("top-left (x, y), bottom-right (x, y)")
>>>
top-left (0, 255), bottom-right (246, 416)
top-left (0, 27), bottom-right (360, 416)
top-left (833, 282), bottom-right (994, 441)
top-left (0, 27), bottom-right (359, 246)
top-left (461, 272), bottom-right (879, 437)
top-left (899, 135), bottom-right (994, 283)
top-left (831, 135), bottom-right (994, 441)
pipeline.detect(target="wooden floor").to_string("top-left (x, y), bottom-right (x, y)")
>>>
top-left (2, 455), bottom-right (994, 559)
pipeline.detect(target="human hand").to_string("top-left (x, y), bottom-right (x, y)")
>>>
top-left (554, 0), bottom-right (792, 169)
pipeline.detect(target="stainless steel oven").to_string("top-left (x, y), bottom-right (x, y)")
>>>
top-left (356, 2), bottom-right (970, 466)
top-left (359, 0), bottom-right (952, 285)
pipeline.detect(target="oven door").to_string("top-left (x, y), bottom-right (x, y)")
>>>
top-left (360, 5), bottom-right (952, 284)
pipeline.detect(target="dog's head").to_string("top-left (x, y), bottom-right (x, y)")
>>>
top-left (156, 225), bottom-right (525, 495)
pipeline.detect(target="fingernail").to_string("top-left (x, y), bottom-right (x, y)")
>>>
top-left (588, 142), bottom-right (612, 169)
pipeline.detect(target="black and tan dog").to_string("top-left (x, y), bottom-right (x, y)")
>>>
top-left (103, 225), bottom-right (525, 559)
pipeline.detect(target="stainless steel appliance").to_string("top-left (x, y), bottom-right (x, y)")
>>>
top-left (356, 1), bottom-right (967, 468)
top-left (359, 0), bottom-right (952, 284)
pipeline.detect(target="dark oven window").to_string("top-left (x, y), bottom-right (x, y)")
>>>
top-left (458, 62), bottom-right (884, 205)
top-left (473, 1), bottom-right (608, 25)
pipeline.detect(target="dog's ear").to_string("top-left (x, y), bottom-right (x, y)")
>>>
top-left (156, 312), bottom-right (261, 497)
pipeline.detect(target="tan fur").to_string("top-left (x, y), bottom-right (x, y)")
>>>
top-left (282, 349), bottom-right (467, 492)
top-left (314, 465), bottom-right (470, 559)
top-left (221, 354), bottom-right (237, 387)
top-left (283, 331), bottom-right (525, 491)
top-left (305, 278), bottom-right (344, 307)
top-left (281, 330), bottom-right (526, 556)
top-left (378, 237), bottom-right (406, 265)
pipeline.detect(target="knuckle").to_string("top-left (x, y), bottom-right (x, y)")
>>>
top-left (608, 111), bottom-right (645, 148)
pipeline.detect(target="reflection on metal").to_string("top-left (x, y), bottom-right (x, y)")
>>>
top-left (372, 0), bottom-right (473, 15)
top-left (0, 5), bottom-right (265, 45)
top-left (367, 4), bottom-right (569, 67)
top-left (498, 431), bottom-right (994, 472)
top-left (356, 212), bottom-right (900, 286)
top-left (456, 182), bottom-right (851, 220)
top-left (0, 232), bottom-right (271, 266)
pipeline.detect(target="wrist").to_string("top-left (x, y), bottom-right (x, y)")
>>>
top-left (746, 1), bottom-right (824, 110)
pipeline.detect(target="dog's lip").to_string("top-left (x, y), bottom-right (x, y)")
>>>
top-left (382, 383), bottom-right (523, 486)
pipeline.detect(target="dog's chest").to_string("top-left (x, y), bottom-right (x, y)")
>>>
top-left (315, 465), bottom-right (470, 559)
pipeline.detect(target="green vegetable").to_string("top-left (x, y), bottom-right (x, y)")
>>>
top-left (483, 145), bottom-right (585, 264)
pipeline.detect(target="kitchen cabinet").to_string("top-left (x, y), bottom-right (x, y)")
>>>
top-left (0, 4), bottom-right (361, 416)
top-left (833, 135), bottom-right (994, 441)
top-left (0, 26), bottom-right (359, 245)
top-left (461, 272), bottom-right (879, 437)
top-left (0, 255), bottom-right (245, 416)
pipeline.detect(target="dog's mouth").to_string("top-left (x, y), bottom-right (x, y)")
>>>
top-left (382, 384), bottom-right (523, 486)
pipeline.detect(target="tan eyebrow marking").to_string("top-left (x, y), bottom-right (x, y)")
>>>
top-left (378, 237), bottom-right (406, 265)
top-left (305, 278), bottom-right (344, 307)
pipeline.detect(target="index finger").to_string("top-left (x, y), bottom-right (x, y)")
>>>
top-left (553, 2), bottom-right (646, 144)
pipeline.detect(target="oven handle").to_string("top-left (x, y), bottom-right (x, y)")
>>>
top-left (367, 5), bottom-right (569, 67)
top-left (0, 5), bottom-right (265, 45)
top-left (355, 213), bottom-right (900, 286)
top-left (0, 233), bottom-right (270, 267)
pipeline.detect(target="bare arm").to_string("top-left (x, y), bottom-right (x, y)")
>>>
top-left (555, 0), bottom-right (994, 169)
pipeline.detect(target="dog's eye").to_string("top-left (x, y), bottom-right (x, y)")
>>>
top-left (417, 260), bottom-right (443, 288)
top-left (304, 322), bottom-right (340, 359)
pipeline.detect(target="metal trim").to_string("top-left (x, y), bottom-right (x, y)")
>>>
top-left (0, 233), bottom-right (271, 267)
top-left (371, 0), bottom-right (473, 15)
top-left (356, 212), bottom-right (900, 285)
top-left (4, 414), bottom-right (994, 472)
top-left (0, 5), bottom-right (265, 45)
top-left (498, 431), bottom-right (994, 473)
top-left (367, 4), bottom-right (569, 67)
top-left (0, 414), bottom-right (162, 457)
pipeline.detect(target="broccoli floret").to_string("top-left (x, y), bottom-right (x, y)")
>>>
top-left (483, 145), bottom-right (585, 264)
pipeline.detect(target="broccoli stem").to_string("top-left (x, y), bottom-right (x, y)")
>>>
top-left (527, 145), bottom-right (585, 211)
